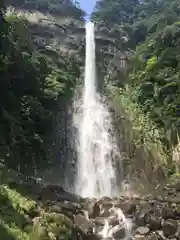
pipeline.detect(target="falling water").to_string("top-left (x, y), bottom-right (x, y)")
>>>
top-left (99, 207), bottom-right (132, 239)
top-left (74, 22), bottom-right (119, 198)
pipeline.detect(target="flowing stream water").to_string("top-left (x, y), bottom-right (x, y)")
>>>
top-left (73, 22), bottom-right (132, 239)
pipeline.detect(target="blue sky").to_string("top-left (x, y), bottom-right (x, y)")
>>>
top-left (79, 0), bottom-right (97, 19)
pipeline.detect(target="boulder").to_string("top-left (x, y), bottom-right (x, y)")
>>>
top-left (120, 200), bottom-right (137, 215)
top-left (162, 219), bottom-right (178, 237)
top-left (100, 207), bottom-right (111, 218)
top-left (162, 206), bottom-right (176, 219)
top-left (147, 233), bottom-right (159, 240)
top-left (174, 182), bottom-right (180, 192)
top-left (136, 226), bottom-right (150, 235)
top-left (112, 226), bottom-right (126, 240)
top-left (107, 216), bottom-right (119, 227)
top-left (156, 231), bottom-right (166, 240)
top-left (59, 200), bottom-right (82, 217)
top-left (175, 224), bottom-right (180, 239)
top-left (74, 214), bottom-right (94, 235)
top-left (94, 217), bottom-right (105, 226)
top-left (148, 215), bottom-right (161, 230)
top-left (99, 199), bottom-right (113, 210)
top-left (50, 204), bottom-right (62, 213)
top-left (134, 234), bottom-right (146, 240)
top-left (135, 208), bottom-right (148, 226)
top-left (87, 201), bottom-right (101, 219)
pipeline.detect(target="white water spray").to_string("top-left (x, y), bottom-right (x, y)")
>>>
top-left (74, 22), bottom-right (119, 198)
top-left (99, 207), bottom-right (132, 239)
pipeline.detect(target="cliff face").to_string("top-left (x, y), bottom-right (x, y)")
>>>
top-left (7, 6), bottom-right (85, 56)
top-left (4, 2), bottom-right (85, 180)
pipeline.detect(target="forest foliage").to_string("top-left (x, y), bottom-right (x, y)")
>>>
top-left (92, 0), bottom-right (180, 175)
top-left (93, 0), bottom-right (180, 143)
top-left (0, 0), bottom-right (83, 173)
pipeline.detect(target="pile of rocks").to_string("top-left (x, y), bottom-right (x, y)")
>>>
top-left (37, 183), bottom-right (180, 239)
top-left (76, 196), bottom-right (180, 239)
top-left (5, 175), bottom-right (180, 240)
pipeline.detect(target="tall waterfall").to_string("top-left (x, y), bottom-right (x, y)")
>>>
top-left (74, 22), bottom-right (119, 198)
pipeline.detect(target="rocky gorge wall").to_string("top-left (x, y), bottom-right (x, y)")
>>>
top-left (5, 5), bottom-right (85, 180)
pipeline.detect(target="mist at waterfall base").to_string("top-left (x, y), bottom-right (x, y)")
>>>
top-left (73, 22), bottom-right (121, 198)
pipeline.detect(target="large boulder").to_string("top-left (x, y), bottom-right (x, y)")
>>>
top-left (136, 226), bottom-right (150, 235)
top-left (135, 208), bottom-right (149, 226)
top-left (74, 214), bottom-right (94, 235)
top-left (148, 215), bottom-right (161, 231)
top-left (117, 199), bottom-right (137, 216)
top-left (162, 219), bottom-right (178, 237)
top-left (85, 201), bottom-right (101, 219)
top-left (112, 226), bottom-right (127, 240)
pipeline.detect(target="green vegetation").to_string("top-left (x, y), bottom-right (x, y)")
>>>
top-left (0, 1), bottom-right (83, 173)
top-left (93, 0), bottom-right (180, 179)
top-left (0, 162), bottom-right (77, 240)
top-left (108, 85), bottom-right (168, 181)
top-left (30, 213), bottom-right (73, 240)
top-left (0, 184), bottom-right (35, 240)
top-left (0, 182), bottom-right (74, 240)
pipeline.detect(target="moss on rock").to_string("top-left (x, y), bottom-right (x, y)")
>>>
top-left (0, 184), bottom-right (74, 240)
top-left (30, 213), bottom-right (73, 240)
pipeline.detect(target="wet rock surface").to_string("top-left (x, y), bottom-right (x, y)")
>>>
top-left (28, 183), bottom-right (180, 239)
top-left (3, 172), bottom-right (180, 240)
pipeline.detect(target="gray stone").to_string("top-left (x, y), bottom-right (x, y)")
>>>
top-left (156, 231), bottom-right (166, 240)
top-left (133, 234), bottom-right (146, 240)
top-left (135, 209), bottom-right (149, 226)
top-left (74, 214), bottom-right (93, 234)
top-left (112, 226), bottom-right (126, 239)
top-left (100, 208), bottom-right (111, 218)
top-left (175, 224), bottom-right (180, 239)
top-left (175, 204), bottom-right (180, 217)
top-left (120, 200), bottom-right (137, 215)
top-left (162, 219), bottom-right (178, 237)
top-left (102, 238), bottom-right (113, 240)
top-left (50, 204), bottom-right (62, 213)
top-left (94, 217), bottom-right (105, 226)
top-left (162, 206), bottom-right (176, 219)
top-left (87, 201), bottom-right (101, 219)
top-left (84, 233), bottom-right (100, 240)
top-left (136, 226), bottom-right (150, 235)
top-left (148, 215), bottom-right (161, 230)
top-left (147, 233), bottom-right (159, 240)
top-left (99, 200), bottom-right (113, 210)
top-left (174, 182), bottom-right (180, 191)
top-left (107, 216), bottom-right (119, 227)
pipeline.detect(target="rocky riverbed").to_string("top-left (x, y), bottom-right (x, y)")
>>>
top-left (40, 188), bottom-right (180, 240)
top-left (1, 167), bottom-right (180, 240)
top-left (7, 178), bottom-right (180, 240)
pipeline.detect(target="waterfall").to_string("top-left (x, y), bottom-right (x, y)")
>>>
top-left (74, 22), bottom-right (119, 198)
